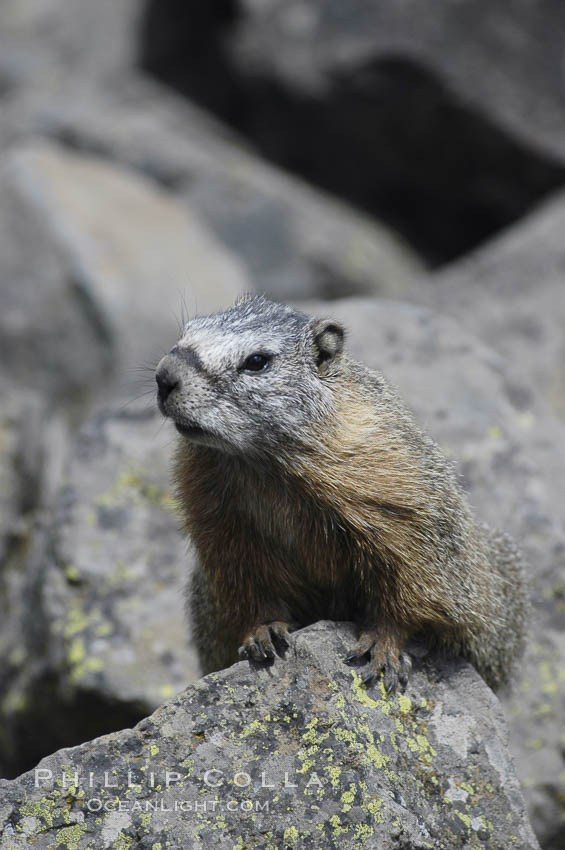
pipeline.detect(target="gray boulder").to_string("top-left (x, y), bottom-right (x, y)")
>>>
top-left (224, 0), bottom-right (565, 162)
top-left (46, 403), bottom-right (200, 703)
top-left (0, 74), bottom-right (424, 302)
top-left (0, 142), bottom-right (247, 405)
top-left (0, 0), bottom-right (141, 92)
top-left (422, 188), bottom-right (565, 423)
top-left (0, 378), bottom-right (68, 778)
top-left (0, 623), bottom-right (540, 850)
top-left (0, 402), bottom-right (199, 779)
top-left (0, 378), bottom-right (54, 565)
top-left (0, 0), bottom-right (425, 301)
top-left (139, 0), bottom-right (565, 264)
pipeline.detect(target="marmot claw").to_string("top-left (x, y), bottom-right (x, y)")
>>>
top-left (344, 633), bottom-right (412, 692)
top-left (238, 621), bottom-right (290, 663)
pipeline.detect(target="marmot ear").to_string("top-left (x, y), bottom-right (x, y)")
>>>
top-left (311, 319), bottom-right (345, 367)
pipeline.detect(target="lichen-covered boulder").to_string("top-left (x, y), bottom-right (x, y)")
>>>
top-left (0, 623), bottom-right (540, 850)
top-left (0, 403), bottom-right (199, 779)
top-left (0, 376), bottom-right (69, 778)
top-left (45, 404), bottom-right (200, 705)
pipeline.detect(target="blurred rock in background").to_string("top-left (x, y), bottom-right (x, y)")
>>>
top-left (0, 1), bottom-right (564, 848)
top-left (0, 142), bottom-right (246, 409)
top-left (139, 0), bottom-right (565, 265)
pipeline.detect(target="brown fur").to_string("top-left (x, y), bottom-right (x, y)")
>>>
top-left (174, 351), bottom-right (528, 691)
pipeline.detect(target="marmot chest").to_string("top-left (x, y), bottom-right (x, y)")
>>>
top-left (233, 470), bottom-right (361, 609)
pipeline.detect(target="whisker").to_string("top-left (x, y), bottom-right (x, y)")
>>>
top-left (114, 389), bottom-right (156, 412)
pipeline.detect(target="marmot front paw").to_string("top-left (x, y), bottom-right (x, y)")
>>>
top-left (238, 621), bottom-right (290, 663)
top-left (344, 628), bottom-right (412, 692)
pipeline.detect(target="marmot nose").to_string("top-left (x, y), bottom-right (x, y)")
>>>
top-left (155, 366), bottom-right (180, 405)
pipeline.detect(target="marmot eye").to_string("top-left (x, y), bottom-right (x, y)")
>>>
top-left (241, 353), bottom-right (271, 373)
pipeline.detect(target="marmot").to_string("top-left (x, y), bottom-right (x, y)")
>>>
top-left (156, 296), bottom-right (527, 692)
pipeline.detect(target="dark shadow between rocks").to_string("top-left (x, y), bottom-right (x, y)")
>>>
top-left (138, 0), bottom-right (565, 266)
top-left (0, 672), bottom-right (147, 780)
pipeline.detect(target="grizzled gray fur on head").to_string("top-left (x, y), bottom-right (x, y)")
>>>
top-left (155, 295), bottom-right (345, 454)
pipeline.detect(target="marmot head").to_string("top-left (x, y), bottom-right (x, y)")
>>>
top-left (155, 296), bottom-right (345, 455)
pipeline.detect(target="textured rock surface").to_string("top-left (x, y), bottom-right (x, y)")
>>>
top-left (0, 0), bottom-right (140, 90)
top-left (0, 142), bottom-right (247, 404)
top-left (0, 379), bottom-right (51, 565)
top-left (44, 398), bottom-right (197, 711)
top-left (0, 623), bottom-right (540, 850)
top-left (46, 404), bottom-right (199, 704)
top-left (422, 189), bottom-right (565, 422)
top-left (0, 378), bottom-right (68, 778)
top-left (1, 74), bottom-right (424, 302)
top-left (0, 403), bottom-right (199, 779)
